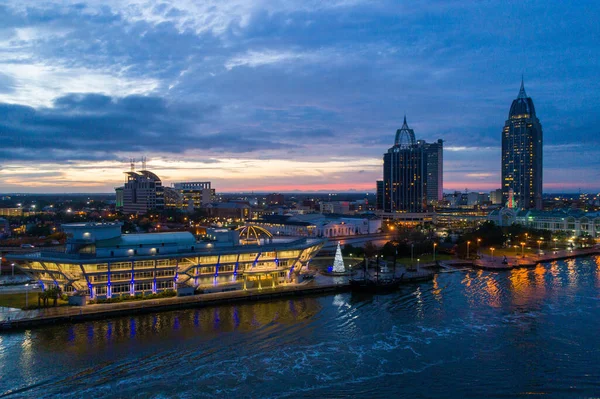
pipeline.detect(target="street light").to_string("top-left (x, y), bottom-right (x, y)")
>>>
top-left (25, 284), bottom-right (29, 308)
top-left (467, 241), bottom-right (471, 259)
top-left (11, 263), bottom-right (15, 277)
top-left (537, 240), bottom-right (542, 254)
top-left (490, 247), bottom-right (495, 260)
top-left (411, 243), bottom-right (414, 262)
top-left (417, 258), bottom-right (420, 271)
top-left (520, 242), bottom-right (525, 257)
top-left (477, 238), bottom-right (481, 255)
top-left (433, 242), bottom-right (437, 262)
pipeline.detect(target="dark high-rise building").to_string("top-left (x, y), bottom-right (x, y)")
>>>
top-left (501, 79), bottom-right (543, 209)
top-left (377, 117), bottom-right (443, 213)
top-left (422, 139), bottom-right (444, 205)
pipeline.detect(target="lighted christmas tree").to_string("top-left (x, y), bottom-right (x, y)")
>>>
top-left (333, 242), bottom-right (345, 273)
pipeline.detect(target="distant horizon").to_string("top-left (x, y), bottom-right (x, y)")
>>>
top-left (1, 2), bottom-right (599, 196)
top-left (1, 189), bottom-right (598, 197)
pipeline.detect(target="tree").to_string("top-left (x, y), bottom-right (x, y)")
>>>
top-left (363, 241), bottom-right (378, 258)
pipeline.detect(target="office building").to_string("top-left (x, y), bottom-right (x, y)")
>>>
top-left (490, 188), bottom-right (503, 205)
top-left (378, 116), bottom-right (443, 212)
top-left (119, 170), bottom-right (164, 215)
top-left (501, 79), bottom-right (543, 209)
top-left (172, 182), bottom-right (215, 209)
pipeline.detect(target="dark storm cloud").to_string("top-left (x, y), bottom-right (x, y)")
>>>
top-left (0, 93), bottom-right (295, 161)
top-left (1, 0), bottom-right (600, 190)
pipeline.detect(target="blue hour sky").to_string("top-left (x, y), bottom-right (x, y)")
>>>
top-left (0, 0), bottom-right (598, 193)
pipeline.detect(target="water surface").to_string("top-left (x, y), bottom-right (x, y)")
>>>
top-left (1, 257), bottom-right (600, 398)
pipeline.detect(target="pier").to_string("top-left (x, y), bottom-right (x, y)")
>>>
top-left (0, 268), bottom-right (433, 331)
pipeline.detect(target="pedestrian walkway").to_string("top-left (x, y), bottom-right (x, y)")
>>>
top-left (474, 246), bottom-right (600, 270)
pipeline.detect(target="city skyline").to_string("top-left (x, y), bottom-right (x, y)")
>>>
top-left (1, 1), bottom-right (599, 193)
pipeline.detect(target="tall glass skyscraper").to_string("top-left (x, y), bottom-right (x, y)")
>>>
top-left (501, 79), bottom-right (543, 209)
top-left (377, 117), bottom-right (443, 213)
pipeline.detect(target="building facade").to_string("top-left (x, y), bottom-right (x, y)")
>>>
top-left (501, 79), bottom-right (543, 209)
top-left (378, 117), bottom-right (443, 213)
top-left (489, 208), bottom-right (600, 238)
top-left (7, 223), bottom-right (325, 301)
top-left (172, 182), bottom-right (216, 209)
top-left (422, 139), bottom-right (444, 204)
top-left (119, 170), bottom-right (165, 215)
top-left (253, 214), bottom-right (381, 238)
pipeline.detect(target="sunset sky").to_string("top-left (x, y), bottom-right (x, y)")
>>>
top-left (1, 1), bottom-right (599, 193)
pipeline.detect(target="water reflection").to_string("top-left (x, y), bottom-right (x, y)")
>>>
top-left (29, 297), bottom-right (322, 353)
top-left (2, 258), bottom-right (600, 398)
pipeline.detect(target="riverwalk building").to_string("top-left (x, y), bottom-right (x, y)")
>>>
top-left (488, 208), bottom-right (600, 238)
top-left (6, 222), bottom-right (325, 303)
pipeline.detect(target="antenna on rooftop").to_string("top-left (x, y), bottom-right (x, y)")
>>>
top-left (142, 156), bottom-right (147, 171)
top-left (130, 157), bottom-right (135, 172)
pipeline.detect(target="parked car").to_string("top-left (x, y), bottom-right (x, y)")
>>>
top-left (20, 244), bottom-right (35, 248)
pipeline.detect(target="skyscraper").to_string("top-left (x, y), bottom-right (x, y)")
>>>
top-left (377, 117), bottom-right (443, 212)
top-left (501, 79), bottom-right (543, 209)
top-left (422, 139), bottom-right (444, 205)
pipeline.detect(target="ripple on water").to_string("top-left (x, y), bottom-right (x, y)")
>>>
top-left (3, 259), bottom-right (600, 398)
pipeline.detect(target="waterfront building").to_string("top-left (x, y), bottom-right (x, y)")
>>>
top-left (488, 207), bottom-right (600, 238)
top-left (378, 117), bottom-right (443, 213)
top-left (6, 222), bottom-right (325, 302)
top-left (119, 170), bottom-right (165, 215)
top-left (501, 79), bottom-right (543, 209)
top-left (253, 214), bottom-right (381, 238)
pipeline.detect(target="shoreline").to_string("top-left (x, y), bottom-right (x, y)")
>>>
top-left (4, 248), bottom-right (596, 331)
top-left (0, 271), bottom-right (432, 331)
top-left (473, 247), bottom-right (600, 270)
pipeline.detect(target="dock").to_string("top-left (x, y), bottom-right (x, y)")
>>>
top-left (0, 269), bottom-right (434, 331)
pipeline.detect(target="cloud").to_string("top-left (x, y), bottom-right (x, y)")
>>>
top-left (0, 0), bottom-right (599, 192)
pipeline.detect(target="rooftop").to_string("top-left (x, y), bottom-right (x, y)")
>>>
top-left (7, 237), bottom-right (326, 264)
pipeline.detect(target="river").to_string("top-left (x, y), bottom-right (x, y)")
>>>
top-left (1, 256), bottom-right (600, 398)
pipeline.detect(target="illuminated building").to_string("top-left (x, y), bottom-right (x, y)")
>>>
top-left (489, 208), bottom-right (600, 238)
top-left (253, 214), bottom-right (381, 237)
top-left (7, 222), bottom-right (325, 303)
top-left (0, 208), bottom-right (23, 217)
top-left (378, 116), bottom-right (443, 212)
top-left (115, 187), bottom-right (124, 210)
top-left (172, 181), bottom-right (216, 209)
top-left (501, 78), bottom-right (543, 209)
top-left (119, 170), bottom-right (164, 215)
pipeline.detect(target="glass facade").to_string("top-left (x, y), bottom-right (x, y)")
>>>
top-left (501, 80), bottom-right (543, 209)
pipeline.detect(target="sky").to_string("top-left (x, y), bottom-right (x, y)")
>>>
top-left (0, 0), bottom-right (599, 194)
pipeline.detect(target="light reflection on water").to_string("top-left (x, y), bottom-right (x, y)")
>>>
top-left (1, 257), bottom-right (600, 398)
